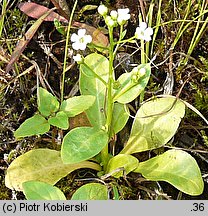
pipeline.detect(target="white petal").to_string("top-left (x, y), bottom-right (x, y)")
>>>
top-left (84, 35), bottom-right (92, 43)
top-left (139, 22), bottom-right (147, 31)
top-left (73, 54), bottom-right (82, 62)
top-left (144, 35), bottom-right (151, 41)
top-left (124, 14), bottom-right (131, 20)
top-left (72, 42), bottom-right (80, 50)
top-left (125, 8), bottom-right (130, 13)
top-left (117, 9), bottom-right (123, 14)
top-left (135, 27), bottom-right (142, 39)
top-left (136, 30), bottom-right (146, 40)
top-left (79, 43), bottom-right (87, 50)
top-left (132, 66), bottom-right (139, 73)
top-left (78, 29), bottom-right (86, 37)
top-left (118, 8), bottom-right (129, 15)
top-left (135, 27), bottom-right (140, 33)
top-left (117, 16), bottom-right (123, 25)
top-left (145, 27), bottom-right (153, 36)
top-left (140, 35), bottom-right (146, 40)
top-left (71, 33), bottom-right (79, 42)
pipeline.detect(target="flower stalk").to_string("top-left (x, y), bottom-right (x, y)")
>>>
top-left (61, 0), bottom-right (78, 103)
top-left (101, 26), bottom-right (115, 171)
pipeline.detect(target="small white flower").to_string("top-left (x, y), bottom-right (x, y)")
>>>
top-left (110, 10), bottom-right (118, 20)
top-left (117, 8), bottom-right (130, 25)
top-left (73, 54), bottom-right (82, 63)
top-left (98, 4), bottom-right (108, 16)
top-left (71, 29), bottom-right (92, 51)
top-left (135, 22), bottom-right (153, 41)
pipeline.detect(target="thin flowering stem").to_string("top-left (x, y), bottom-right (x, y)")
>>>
top-left (112, 67), bottom-right (146, 101)
top-left (89, 43), bottom-right (109, 51)
top-left (141, 39), bottom-right (145, 64)
top-left (61, 0), bottom-right (78, 103)
top-left (81, 63), bottom-right (107, 86)
top-left (101, 26), bottom-right (115, 171)
top-left (140, 38), bottom-right (145, 103)
top-left (106, 27), bottom-right (115, 130)
top-left (113, 24), bottom-right (124, 56)
top-left (112, 82), bottom-right (137, 101)
top-left (115, 36), bottom-right (135, 44)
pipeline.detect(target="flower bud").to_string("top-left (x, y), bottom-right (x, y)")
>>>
top-left (131, 74), bottom-right (139, 83)
top-left (105, 16), bottom-right (116, 27)
top-left (131, 66), bottom-right (139, 74)
top-left (138, 67), bottom-right (146, 77)
top-left (98, 5), bottom-right (108, 16)
top-left (131, 66), bottom-right (146, 83)
top-left (110, 10), bottom-right (118, 20)
top-left (113, 80), bottom-right (121, 89)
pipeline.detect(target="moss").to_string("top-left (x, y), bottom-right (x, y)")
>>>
top-left (194, 89), bottom-right (208, 113)
top-left (0, 174), bottom-right (11, 200)
top-left (186, 82), bottom-right (208, 119)
top-left (201, 130), bottom-right (208, 148)
top-left (5, 8), bottom-right (27, 39)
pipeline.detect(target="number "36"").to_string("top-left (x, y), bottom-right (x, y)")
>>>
top-left (192, 203), bottom-right (204, 211)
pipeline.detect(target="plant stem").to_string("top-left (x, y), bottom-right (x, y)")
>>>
top-left (106, 27), bottom-right (114, 132)
top-left (115, 36), bottom-right (135, 44)
top-left (101, 27), bottom-right (114, 171)
top-left (61, 0), bottom-right (78, 103)
top-left (140, 39), bottom-right (145, 103)
top-left (146, 2), bottom-right (154, 59)
top-left (113, 82), bottom-right (136, 101)
top-left (184, 0), bottom-right (207, 64)
top-left (113, 25), bottom-right (123, 56)
top-left (82, 62), bottom-right (107, 86)
top-left (170, 0), bottom-right (192, 50)
top-left (141, 39), bottom-right (145, 64)
top-left (0, 0), bottom-right (7, 38)
top-left (150, 0), bottom-right (162, 57)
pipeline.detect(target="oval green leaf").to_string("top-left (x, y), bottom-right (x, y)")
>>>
top-left (22, 181), bottom-right (66, 200)
top-left (61, 127), bottom-right (108, 164)
top-left (60, 95), bottom-right (95, 117)
top-left (5, 149), bottom-right (101, 191)
top-left (14, 114), bottom-right (50, 139)
top-left (48, 111), bottom-right (69, 130)
top-left (79, 53), bottom-right (109, 129)
top-left (106, 154), bottom-right (139, 178)
top-left (111, 103), bottom-right (129, 137)
top-left (38, 87), bottom-right (59, 117)
top-left (113, 64), bottom-right (151, 104)
top-left (134, 149), bottom-right (204, 195)
top-left (121, 97), bottom-right (185, 154)
top-left (71, 183), bottom-right (108, 200)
